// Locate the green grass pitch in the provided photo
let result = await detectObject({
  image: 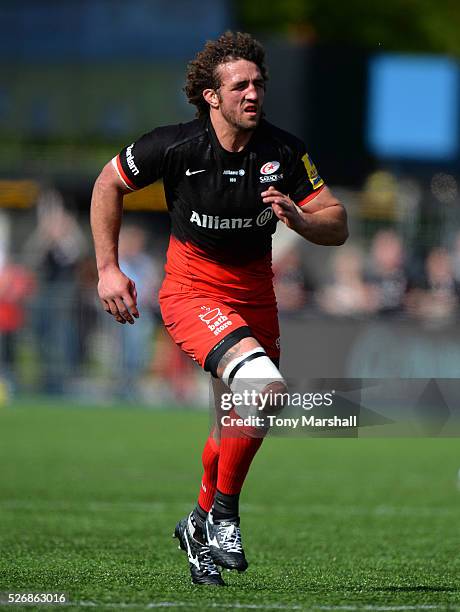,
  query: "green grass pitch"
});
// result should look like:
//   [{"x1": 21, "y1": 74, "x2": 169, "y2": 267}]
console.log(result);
[{"x1": 0, "y1": 401, "x2": 459, "y2": 611}]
